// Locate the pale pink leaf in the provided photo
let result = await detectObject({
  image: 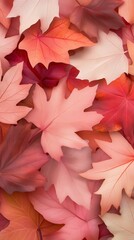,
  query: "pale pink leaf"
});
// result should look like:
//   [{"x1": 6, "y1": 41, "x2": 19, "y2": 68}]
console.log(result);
[
  {"x1": 29, "y1": 187, "x2": 101, "y2": 240},
  {"x1": 0, "y1": 62, "x2": 32, "y2": 124},
  {"x1": 0, "y1": 24, "x2": 19, "y2": 72},
  {"x1": 81, "y1": 132, "x2": 134, "y2": 214},
  {"x1": 70, "y1": 31, "x2": 128, "y2": 83},
  {"x1": 8, "y1": 0, "x2": 59, "y2": 33},
  {"x1": 26, "y1": 80, "x2": 102, "y2": 160},
  {"x1": 42, "y1": 147, "x2": 91, "y2": 209}
]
